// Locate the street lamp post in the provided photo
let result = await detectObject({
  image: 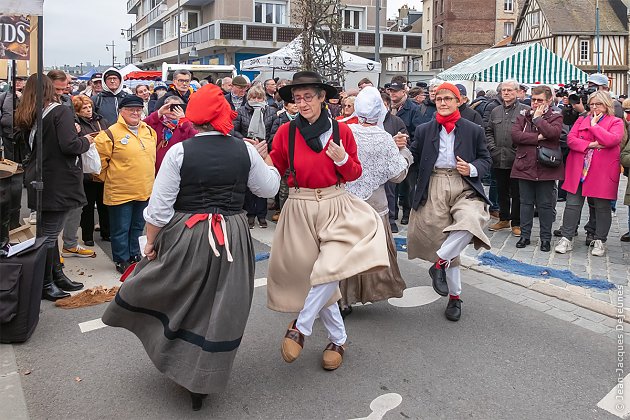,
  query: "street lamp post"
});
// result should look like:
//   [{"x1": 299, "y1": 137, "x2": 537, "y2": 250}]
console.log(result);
[
  {"x1": 121, "y1": 25, "x2": 134, "y2": 64},
  {"x1": 105, "y1": 41, "x2": 116, "y2": 67}
]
